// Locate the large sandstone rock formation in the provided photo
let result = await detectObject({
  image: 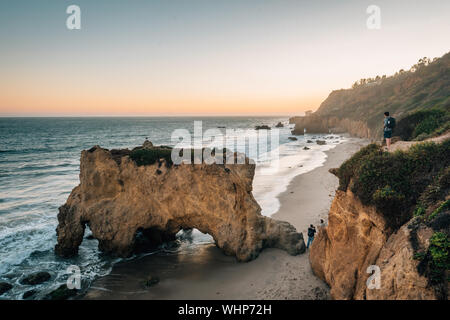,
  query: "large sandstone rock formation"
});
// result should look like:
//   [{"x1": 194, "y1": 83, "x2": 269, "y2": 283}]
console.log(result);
[
  {"x1": 55, "y1": 144, "x2": 305, "y2": 262},
  {"x1": 310, "y1": 189, "x2": 437, "y2": 300},
  {"x1": 365, "y1": 222, "x2": 436, "y2": 300}
]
